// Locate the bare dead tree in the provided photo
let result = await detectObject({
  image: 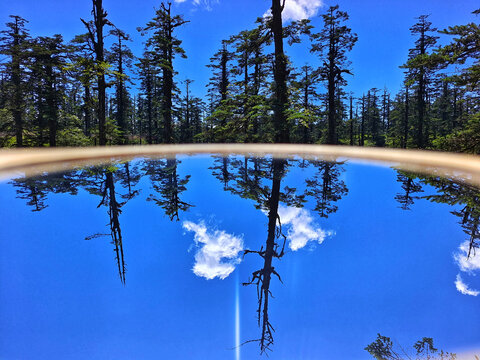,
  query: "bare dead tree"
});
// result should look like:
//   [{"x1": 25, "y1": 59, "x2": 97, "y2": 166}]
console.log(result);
[{"x1": 242, "y1": 159, "x2": 287, "y2": 354}]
